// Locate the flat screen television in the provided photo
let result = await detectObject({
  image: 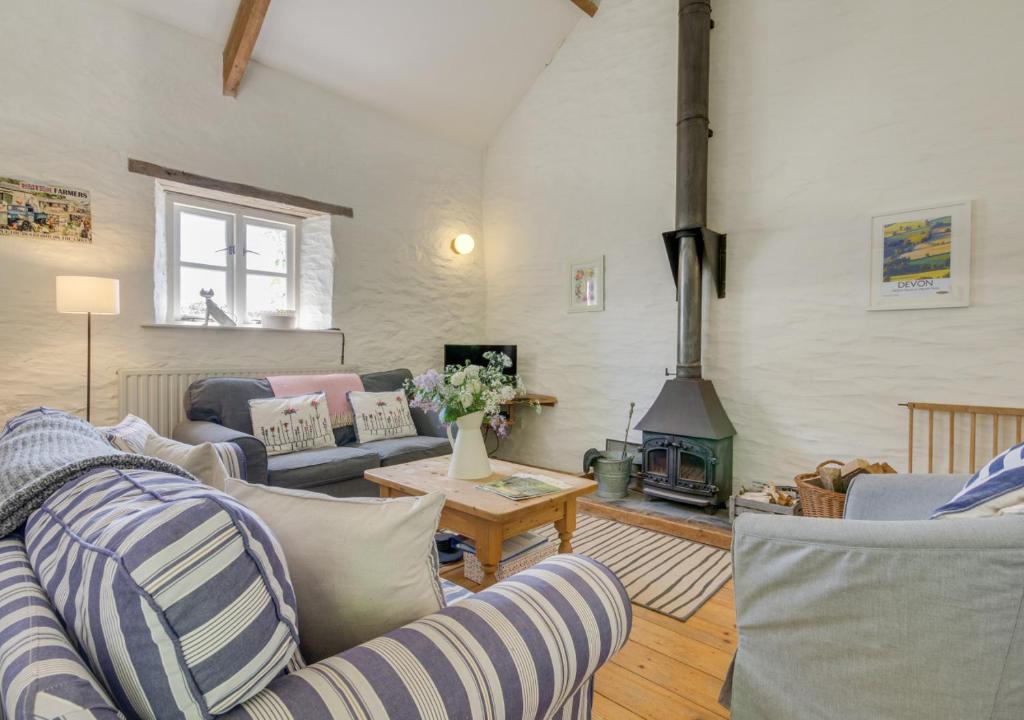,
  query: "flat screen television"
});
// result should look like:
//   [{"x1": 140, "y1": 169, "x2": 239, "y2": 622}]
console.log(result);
[{"x1": 444, "y1": 344, "x2": 517, "y2": 375}]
